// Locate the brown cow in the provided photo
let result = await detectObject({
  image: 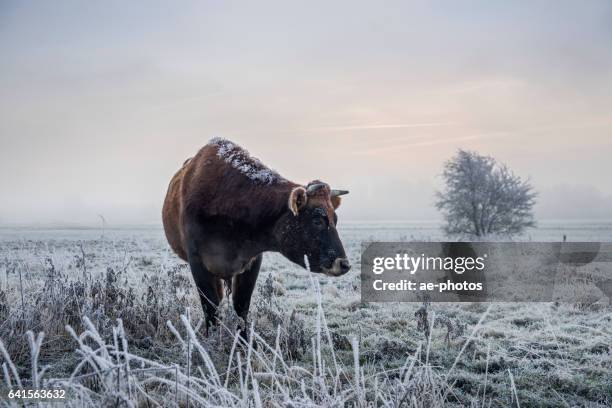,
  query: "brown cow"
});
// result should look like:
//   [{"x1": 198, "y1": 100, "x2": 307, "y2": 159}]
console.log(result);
[{"x1": 162, "y1": 138, "x2": 350, "y2": 337}]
